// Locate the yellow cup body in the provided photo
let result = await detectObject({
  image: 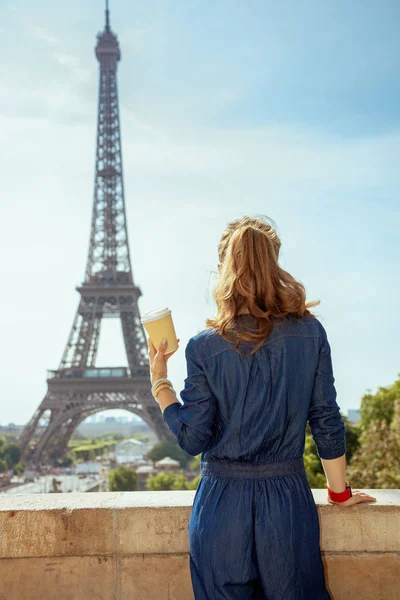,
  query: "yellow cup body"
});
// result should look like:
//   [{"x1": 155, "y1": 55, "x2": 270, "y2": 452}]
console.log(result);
[{"x1": 143, "y1": 313, "x2": 178, "y2": 355}]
